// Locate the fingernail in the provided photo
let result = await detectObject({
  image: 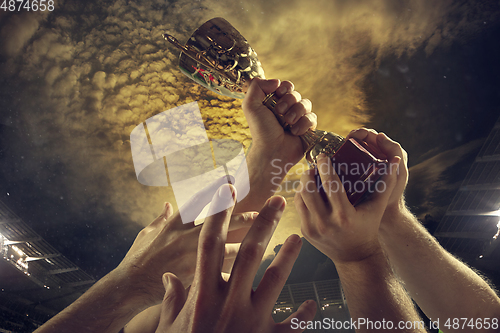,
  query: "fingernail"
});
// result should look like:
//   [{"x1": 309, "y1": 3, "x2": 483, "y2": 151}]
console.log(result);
[
  {"x1": 317, "y1": 153, "x2": 327, "y2": 160},
  {"x1": 291, "y1": 126, "x2": 299, "y2": 135},
  {"x1": 219, "y1": 184, "x2": 235, "y2": 200},
  {"x1": 162, "y1": 274, "x2": 170, "y2": 288},
  {"x1": 285, "y1": 111, "x2": 296, "y2": 124},
  {"x1": 287, "y1": 234, "x2": 301, "y2": 244},
  {"x1": 267, "y1": 196, "x2": 285, "y2": 210}
]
